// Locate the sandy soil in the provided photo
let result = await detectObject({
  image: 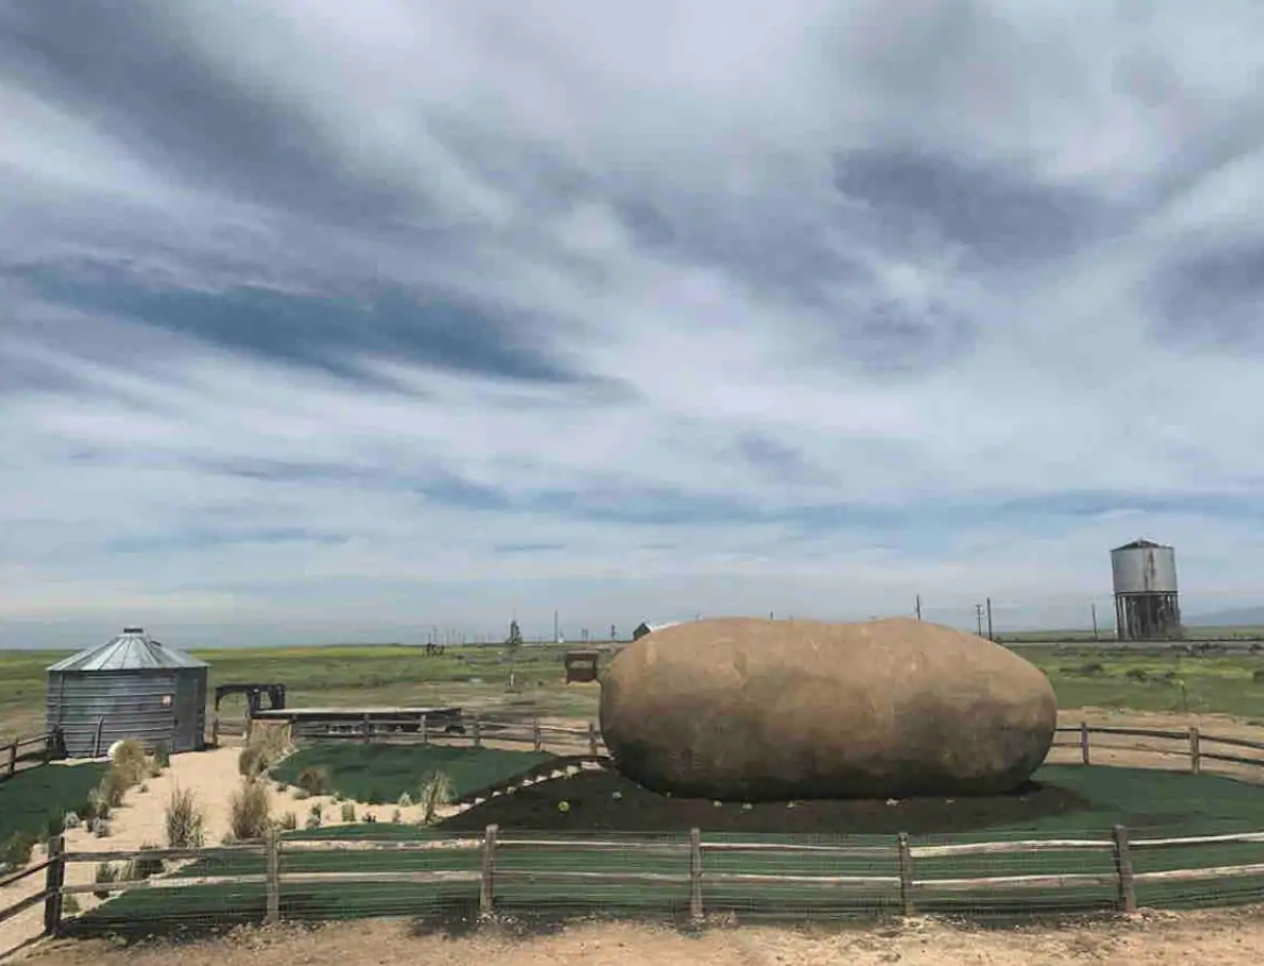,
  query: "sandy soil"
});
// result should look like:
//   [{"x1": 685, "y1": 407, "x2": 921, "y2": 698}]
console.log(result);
[
  {"x1": 3, "y1": 710, "x2": 1263, "y2": 962},
  {"x1": 14, "y1": 908, "x2": 1264, "y2": 966}
]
